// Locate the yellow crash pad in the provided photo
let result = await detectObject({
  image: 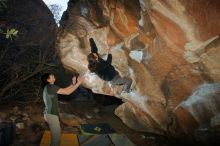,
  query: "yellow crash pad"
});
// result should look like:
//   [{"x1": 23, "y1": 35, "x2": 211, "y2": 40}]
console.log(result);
[{"x1": 40, "y1": 131, "x2": 79, "y2": 146}]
